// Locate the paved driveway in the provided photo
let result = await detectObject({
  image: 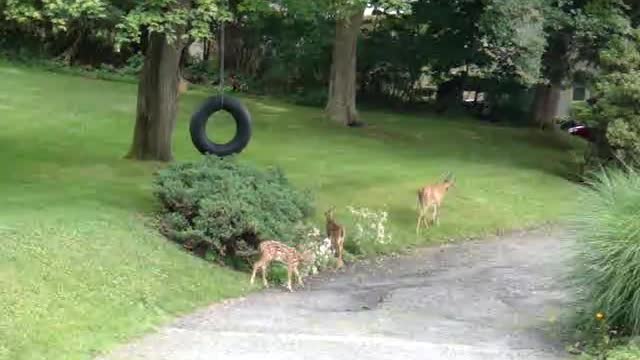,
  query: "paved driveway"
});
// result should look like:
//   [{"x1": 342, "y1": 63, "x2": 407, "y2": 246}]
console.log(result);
[{"x1": 102, "y1": 229, "x2": 572, "y2": 360}]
